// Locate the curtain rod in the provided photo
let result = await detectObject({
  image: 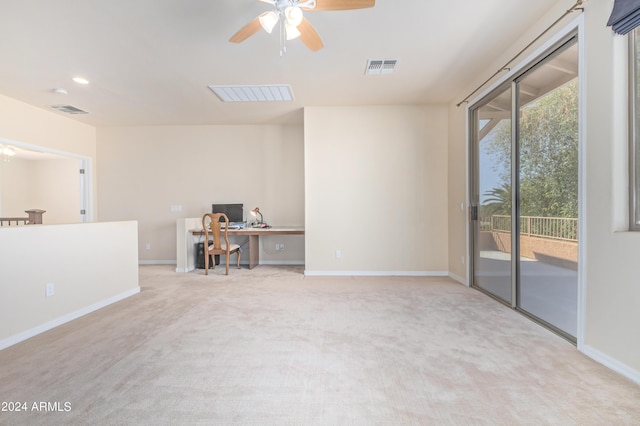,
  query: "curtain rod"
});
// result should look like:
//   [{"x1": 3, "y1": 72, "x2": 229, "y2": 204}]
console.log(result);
[{"x1": 455, "y1": 0, "x2": 584, "y2": 108}]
